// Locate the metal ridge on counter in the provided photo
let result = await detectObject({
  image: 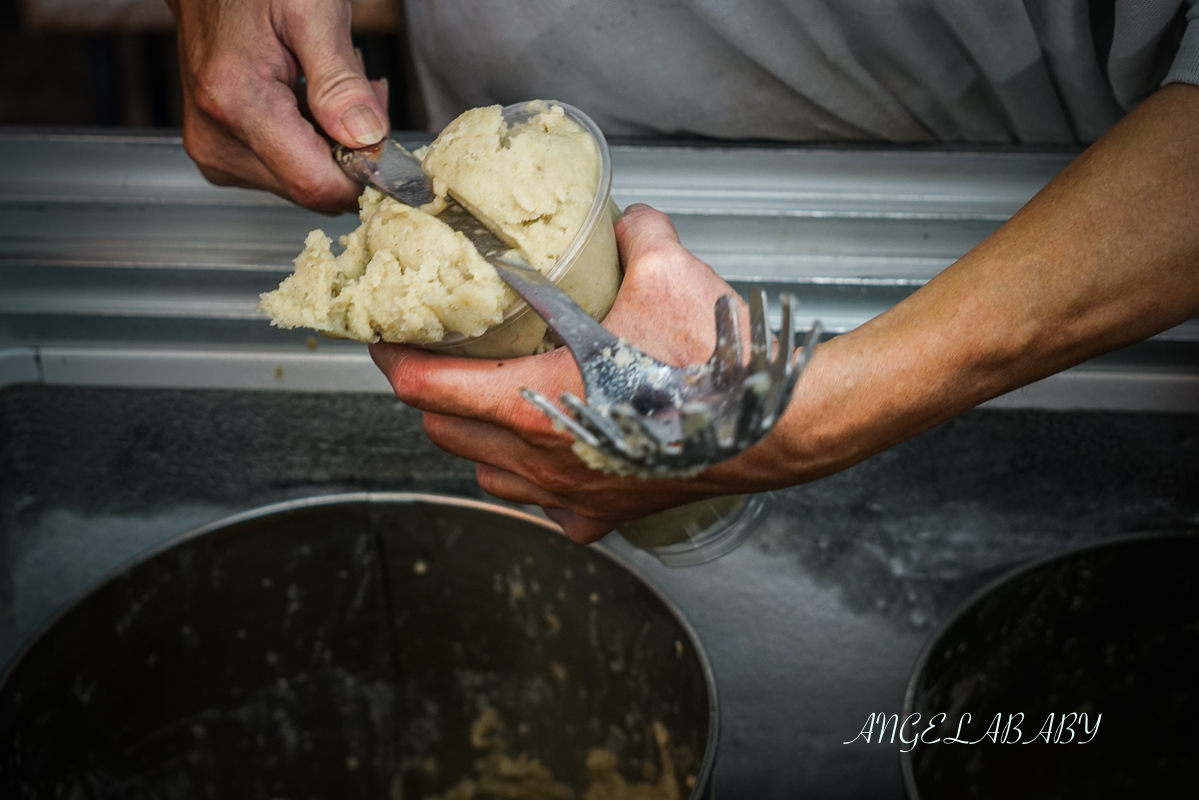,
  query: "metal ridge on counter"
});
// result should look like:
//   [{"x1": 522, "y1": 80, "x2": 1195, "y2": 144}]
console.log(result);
[{"x1": 1, "y1": 131, "x2": 1196, "y2": 411}]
